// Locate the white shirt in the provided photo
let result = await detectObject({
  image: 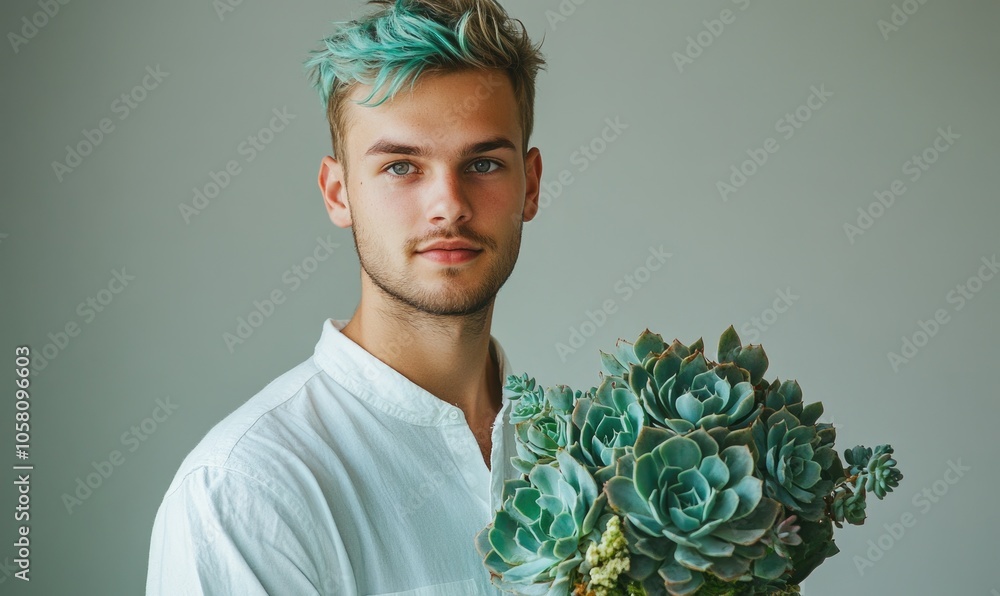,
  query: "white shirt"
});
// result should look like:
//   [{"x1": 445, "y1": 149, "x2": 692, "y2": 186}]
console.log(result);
[{"x1": 146, "y1": 318, "x2": 520, "y2": 595}]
